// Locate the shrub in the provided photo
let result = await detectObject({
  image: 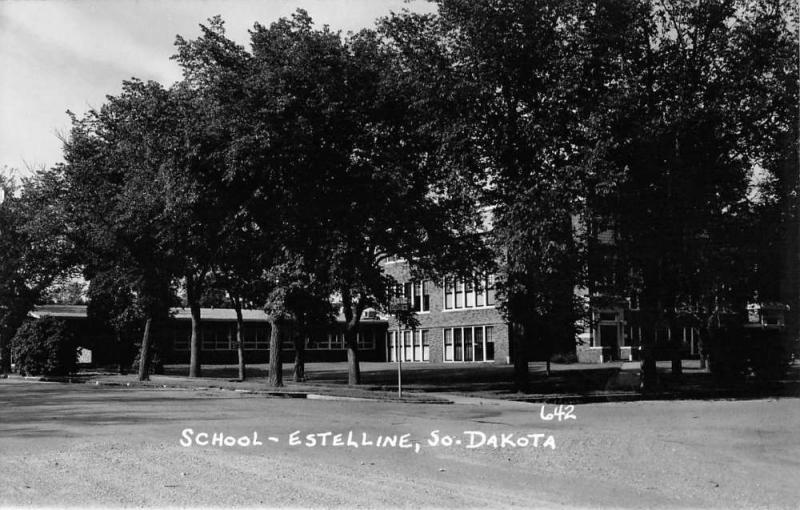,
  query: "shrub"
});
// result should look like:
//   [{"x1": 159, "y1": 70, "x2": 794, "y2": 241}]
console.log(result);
[{"x1": 11, "y1": 317, "x2": 78, "y2": 376}]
